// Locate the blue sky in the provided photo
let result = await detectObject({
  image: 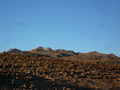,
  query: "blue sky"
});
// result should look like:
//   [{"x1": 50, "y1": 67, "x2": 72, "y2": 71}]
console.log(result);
[{"x1": 0, "y1": 0, "x2": 120, "y2": 56}]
